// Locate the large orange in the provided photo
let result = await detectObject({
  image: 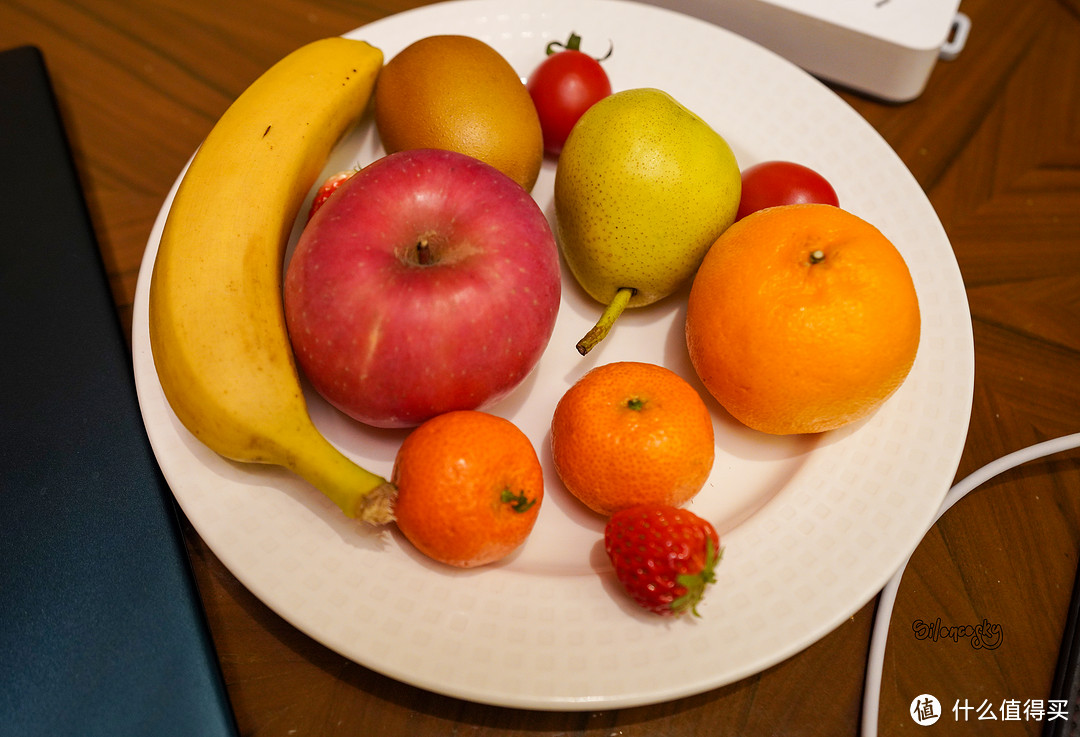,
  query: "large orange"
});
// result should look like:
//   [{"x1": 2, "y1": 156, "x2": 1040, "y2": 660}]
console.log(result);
[
  {"x1": 392, "y1": 410, "x2": 543, "y2": 568},
  {"x1": 550, "y1": 361, "x2": 715, "y2": 516},
  {"x1": 685, "y1": 203, "x2": 921, "y2": 435},
  {"x1": 374, "y1": 35, "x2": 544, "y2": 192}
]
